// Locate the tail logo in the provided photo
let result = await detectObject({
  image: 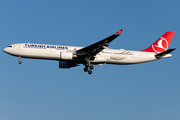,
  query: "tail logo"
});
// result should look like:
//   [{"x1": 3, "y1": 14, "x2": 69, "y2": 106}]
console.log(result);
[{"x1": 152, "y1": 37, "x2": 168, "y2": 53}]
